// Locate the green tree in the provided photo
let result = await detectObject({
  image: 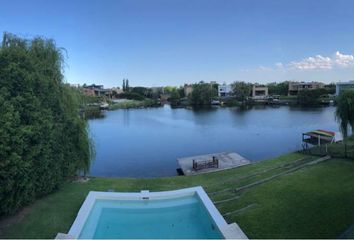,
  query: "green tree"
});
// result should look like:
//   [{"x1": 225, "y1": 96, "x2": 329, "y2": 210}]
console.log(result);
[
  {"x1": 324, "y1": 83, "x2": 336, "y2": 95},
  {"x1": 188, "y1": 82, "x2": 217, "y2": 105},
  {"x1": 170, "y1": 89, "x2": 181, "y2": 106},
  {"x1": 178, "y1": 87, "x2": 185, "y2": 98},
  {"x1": 232, "y1": 81, "x2": 252, "y2": 102},
  {"x1": 297, "y1": 88, "x2": 327, "y2": 106},
  {"x1": 131, "y1": 86, "x2": 146, "y2": 96},
  {"x1": 164, "y1": 86, "x2": 177, "y2": 94},
  {"x1": 267, "y1": 81, "x2": 289, "y2": 95},
  {"x1": 0, "y1": 33, "x2": 93, "y2": 216},
  {"x1": 335, "y1": 90, "x2": 354, "y2": 157},
  {"x1": 126, "y1": 79, "x2": 129, "y2": 91}
]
